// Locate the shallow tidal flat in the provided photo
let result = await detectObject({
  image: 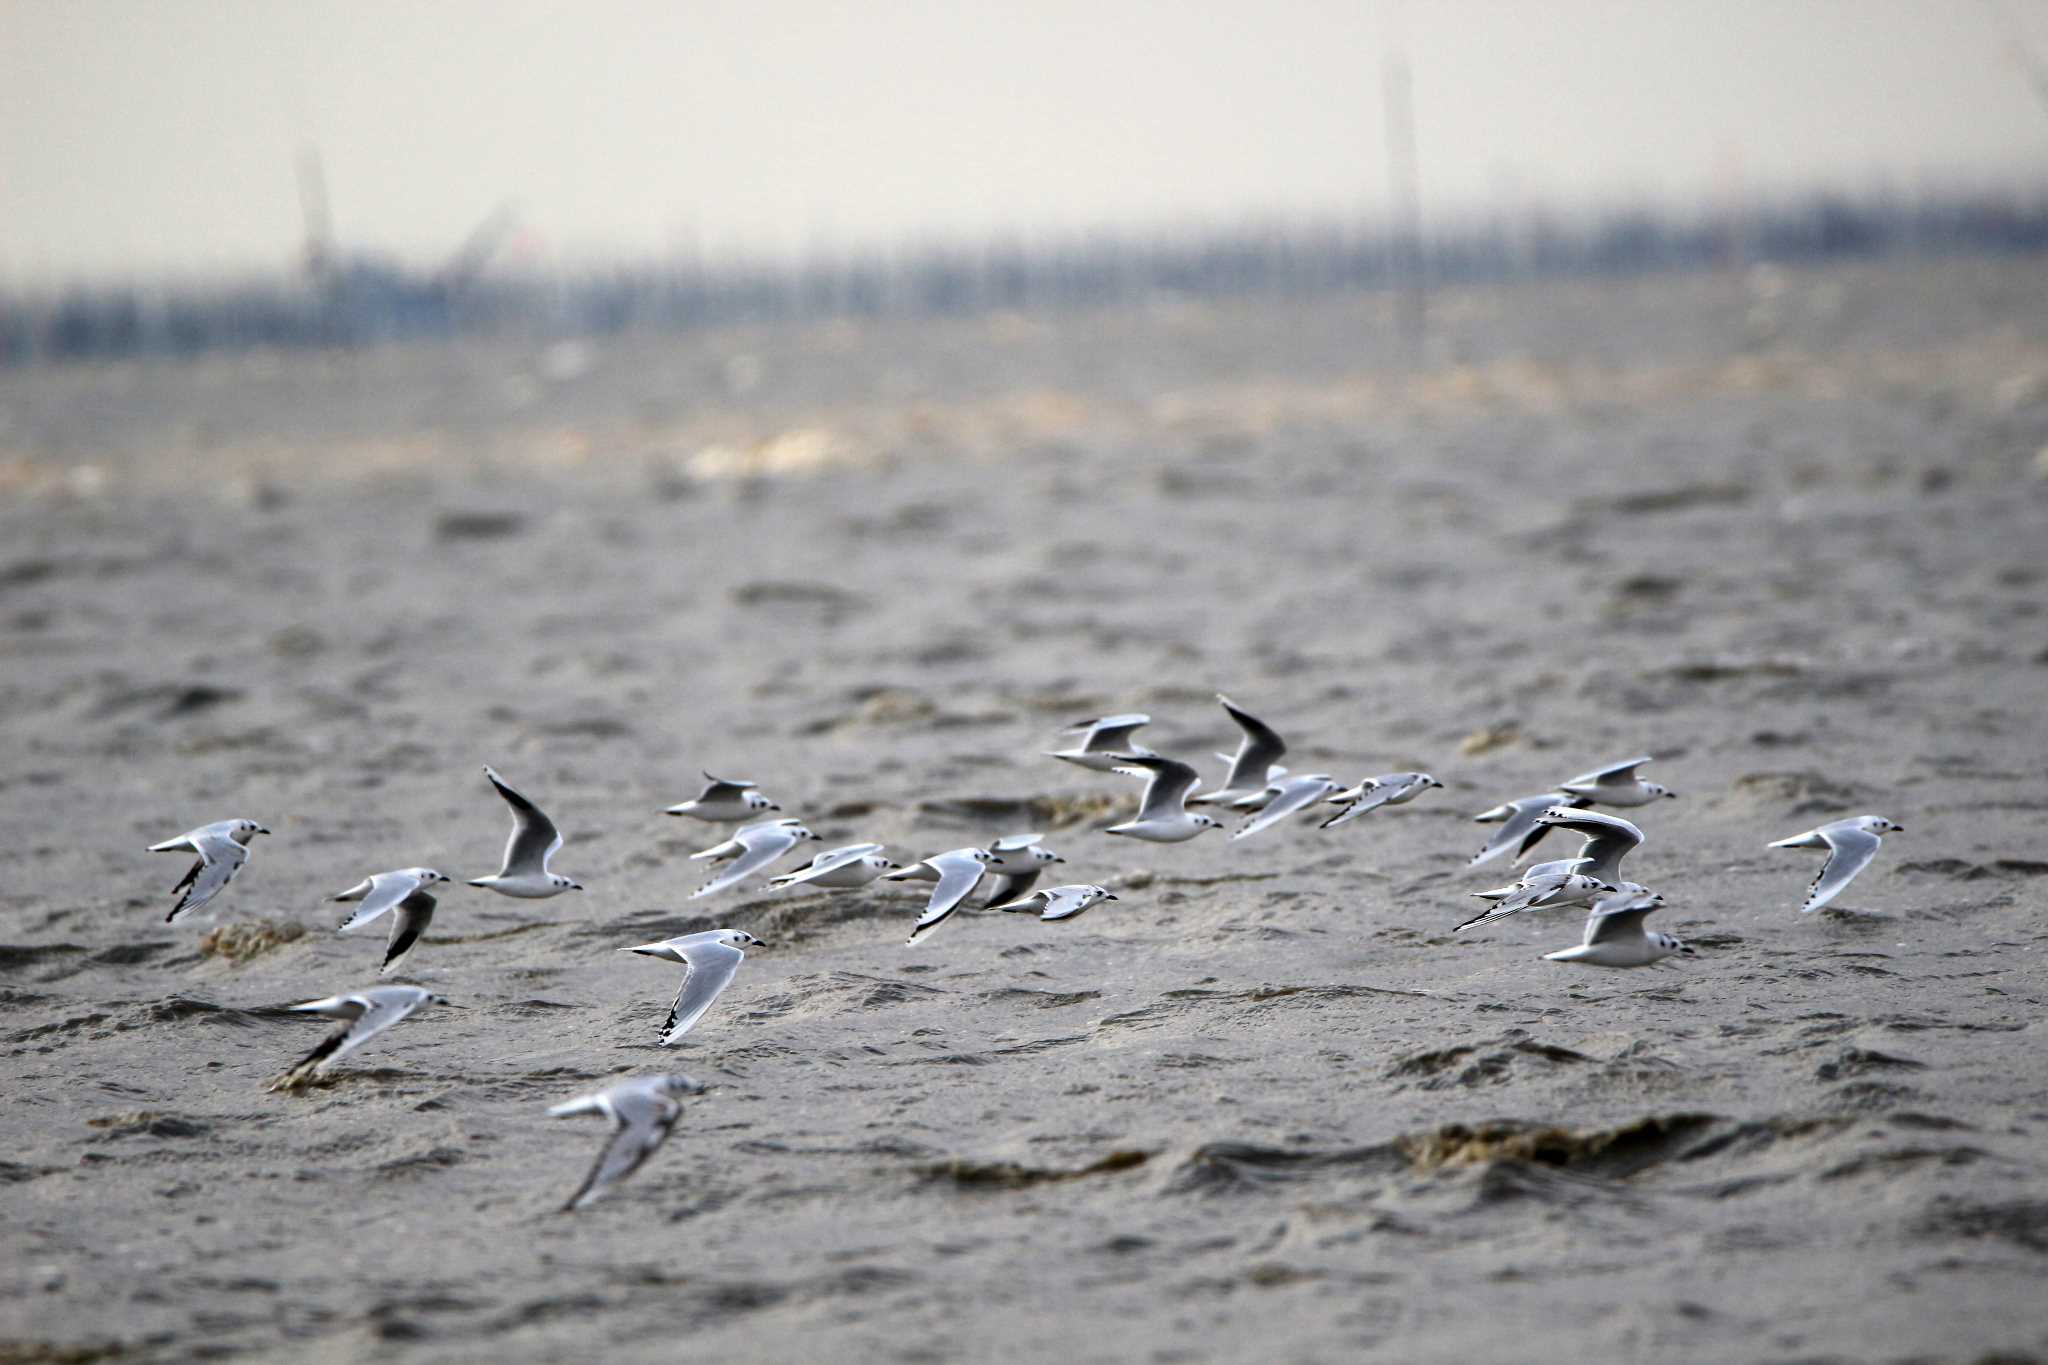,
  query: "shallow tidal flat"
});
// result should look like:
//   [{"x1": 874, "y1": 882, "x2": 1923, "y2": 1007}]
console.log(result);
[{"x1": 3, "y1": 256, "x2": 2048, "y2": 1362}]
